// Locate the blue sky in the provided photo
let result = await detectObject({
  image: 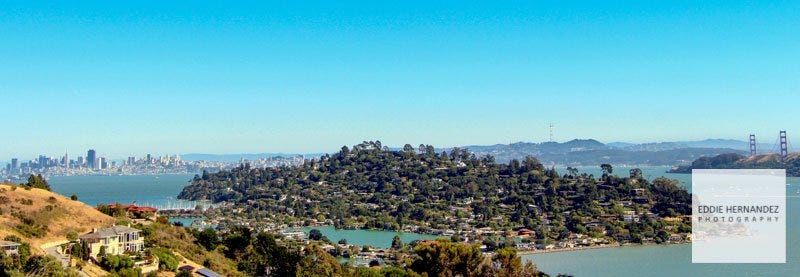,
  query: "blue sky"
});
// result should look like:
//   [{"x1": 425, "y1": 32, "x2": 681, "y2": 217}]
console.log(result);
[{"x1": 1, "y1": 1, "x2": 798, "y2": 160}]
